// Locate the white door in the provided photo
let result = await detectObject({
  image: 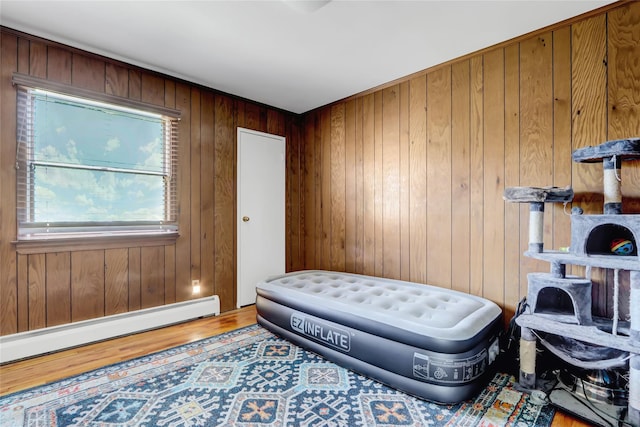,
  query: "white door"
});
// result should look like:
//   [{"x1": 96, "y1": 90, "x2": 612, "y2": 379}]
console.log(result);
[{"x1": 237, "y1": 128, "x2": 286, "y2": 307}]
